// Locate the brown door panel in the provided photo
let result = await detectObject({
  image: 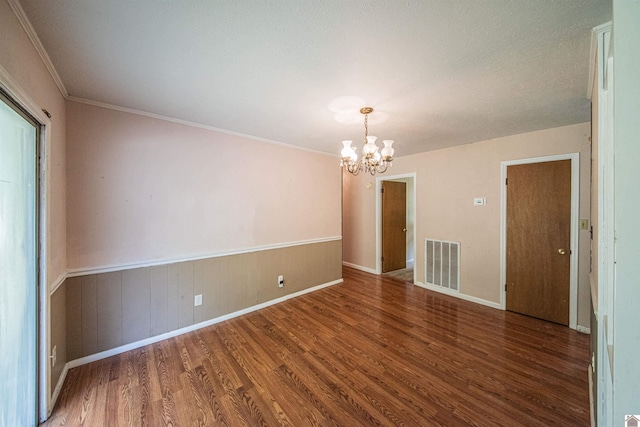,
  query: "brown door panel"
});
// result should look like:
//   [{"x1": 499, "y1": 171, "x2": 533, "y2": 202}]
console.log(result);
[
  {"x1": 506, "y1": 160, "x2": 571, "y2": 325},
  {"x1": 382, "y1": 181, "x2": 407, "y2": 273}
]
